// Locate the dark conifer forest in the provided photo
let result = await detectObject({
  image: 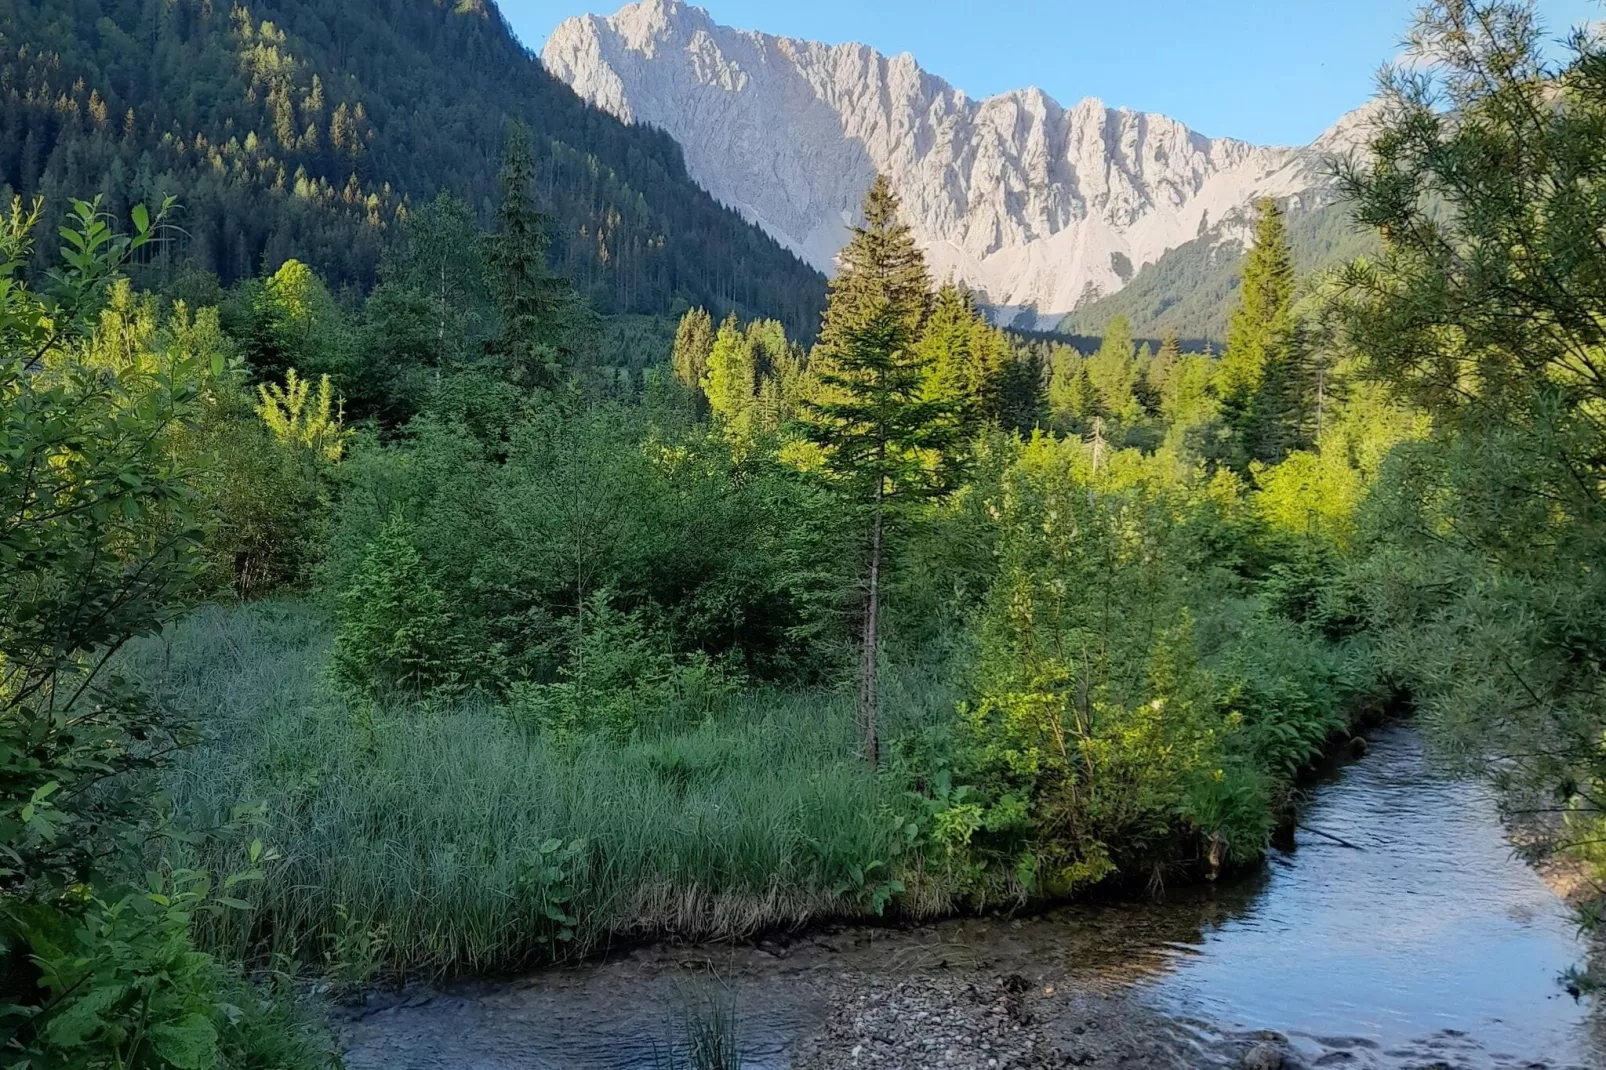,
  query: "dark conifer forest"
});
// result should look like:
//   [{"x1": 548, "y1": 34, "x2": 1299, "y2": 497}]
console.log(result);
[{"x1": 0, "y1": 0, "x2": 827, "y2": 334}]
